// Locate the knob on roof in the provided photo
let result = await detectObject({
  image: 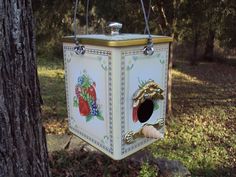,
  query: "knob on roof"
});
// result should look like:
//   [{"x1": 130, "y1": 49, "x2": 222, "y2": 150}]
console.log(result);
[{"x1": 107, "y1": 22, "x2": 122, "y2": 35}]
